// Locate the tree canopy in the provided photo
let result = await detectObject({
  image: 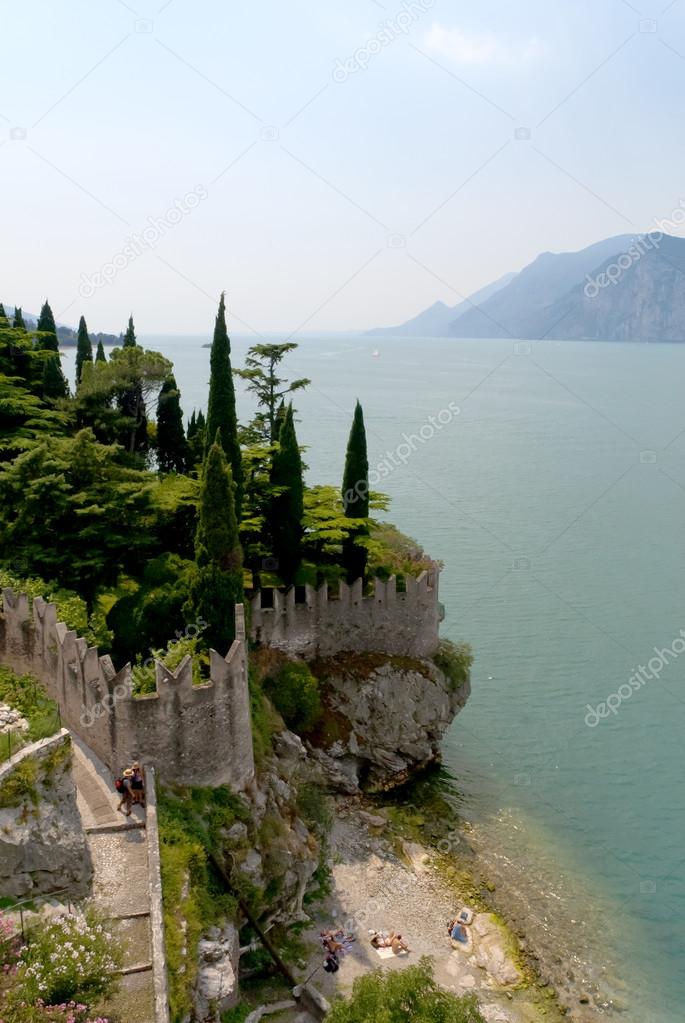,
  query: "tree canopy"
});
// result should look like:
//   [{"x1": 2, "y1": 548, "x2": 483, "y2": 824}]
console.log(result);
[
  {"x1": 236, "y1": 341, "x2": 310, "y2": 442},
  {"x1": 206, "y1": 292, "x2": 243, "y2": 517},
  {"x1": 326, "y1": 957, "x2": 485, "y2": 1023},
  {"x1": 187, "y1": 436, "x2": 244, "y2": 651}
]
